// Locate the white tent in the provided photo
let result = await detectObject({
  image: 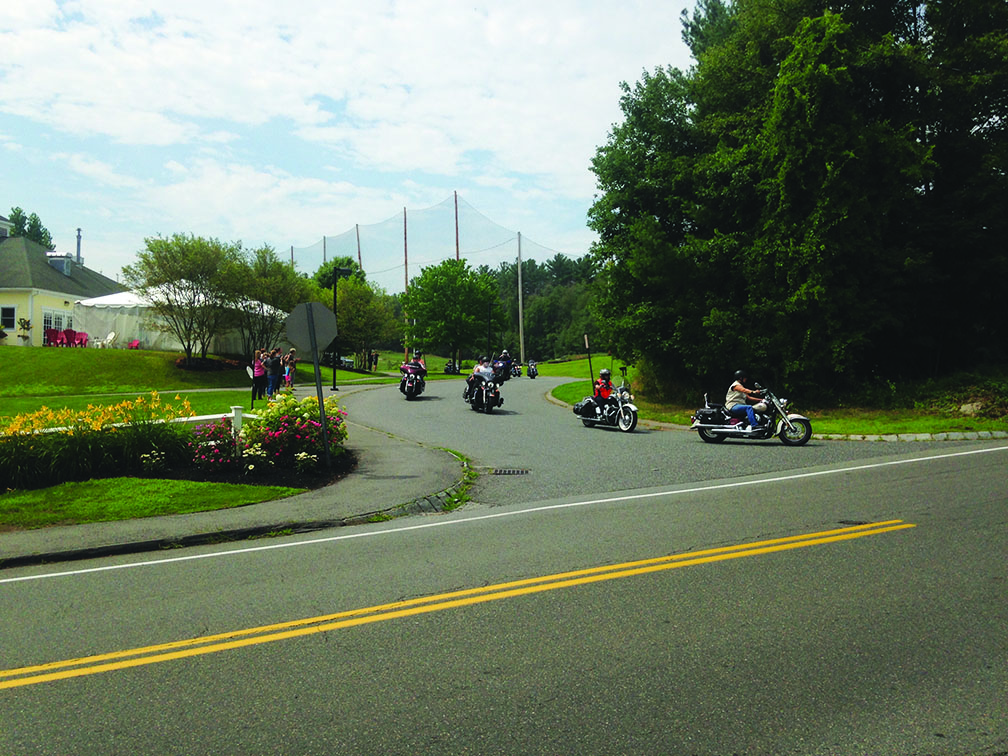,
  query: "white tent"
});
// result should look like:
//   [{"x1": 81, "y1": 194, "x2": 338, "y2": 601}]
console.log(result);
[{"x1": 74, "y1": 291, "x2": 245, "y2": 354}]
